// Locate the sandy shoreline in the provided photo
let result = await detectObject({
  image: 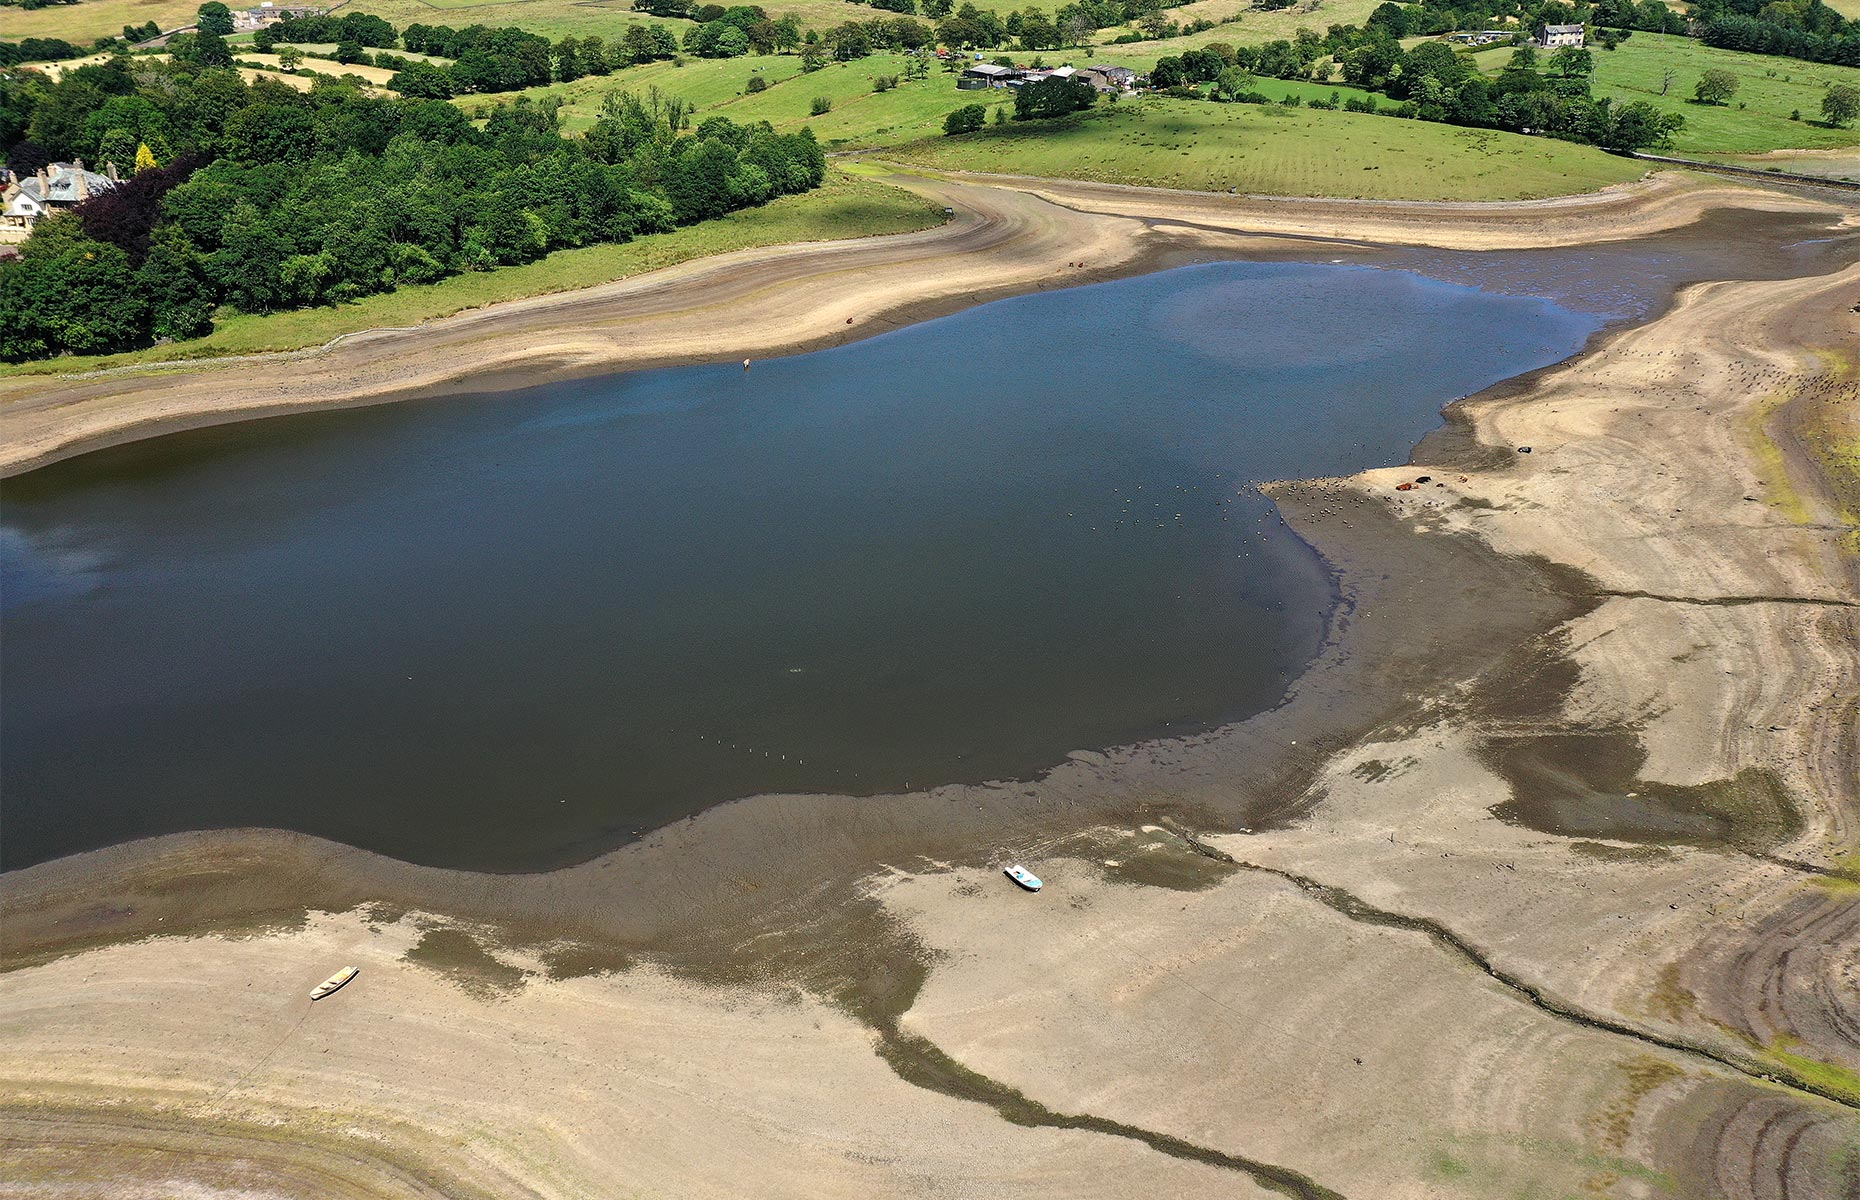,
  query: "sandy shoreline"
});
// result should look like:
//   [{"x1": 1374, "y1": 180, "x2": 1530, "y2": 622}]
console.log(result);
[
  {"x1": 0, "y1": 167, "x2": 1846, "y2": 479},
  {"x1": 2, "y1": 173, "x2": 1858, "y2": 1197}
]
